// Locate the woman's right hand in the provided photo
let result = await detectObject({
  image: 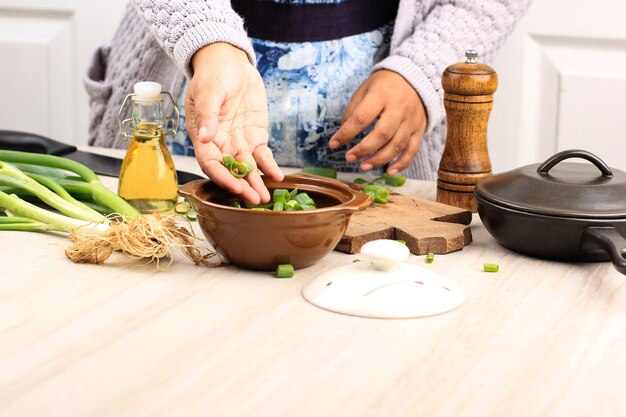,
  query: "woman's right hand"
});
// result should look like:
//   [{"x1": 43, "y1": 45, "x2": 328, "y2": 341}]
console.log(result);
[{"x1": 186, "y1": 42, "x2": 283, "y2": 205}]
